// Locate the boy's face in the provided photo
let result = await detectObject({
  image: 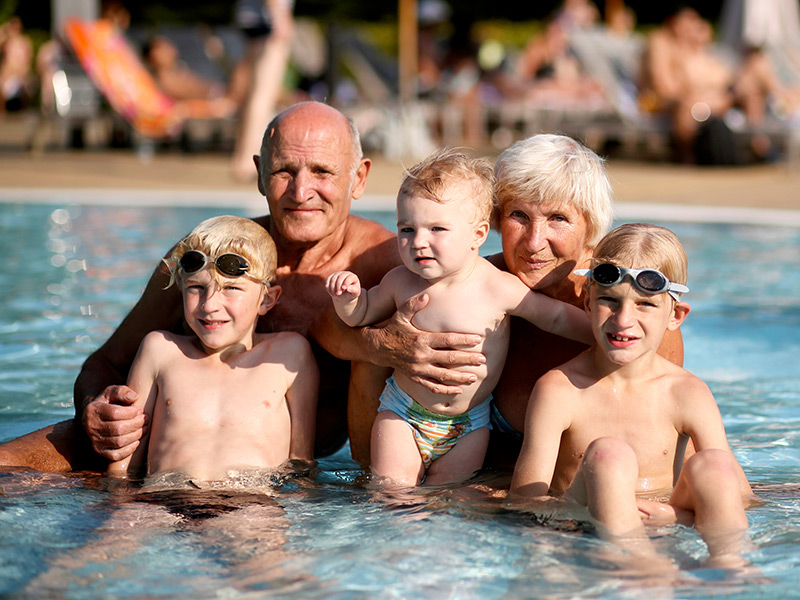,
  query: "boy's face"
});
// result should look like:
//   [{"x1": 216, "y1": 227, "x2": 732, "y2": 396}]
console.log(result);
[
  {"x1": 396, "y1": 183, "x2": 489, "y2": 282},
  {"x1": 585, "y1": 281, "x2": 689, "y2": 366},
  {"x1": 181, "y1": 268, "x2": 277, "y2": 354}
]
